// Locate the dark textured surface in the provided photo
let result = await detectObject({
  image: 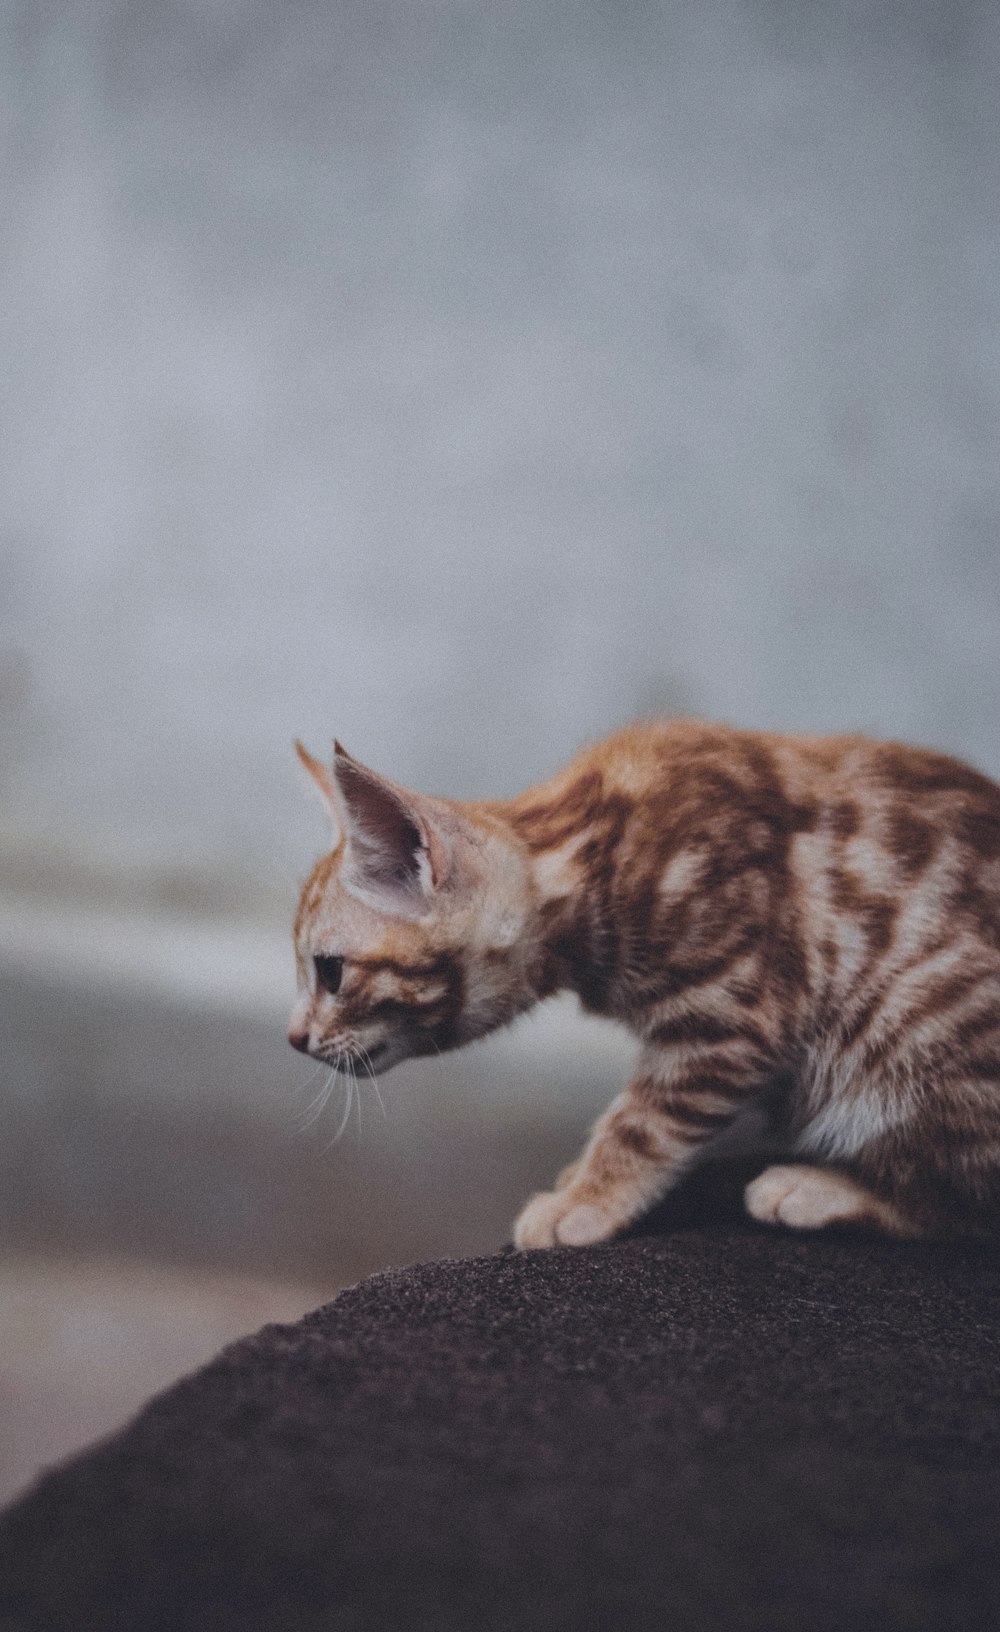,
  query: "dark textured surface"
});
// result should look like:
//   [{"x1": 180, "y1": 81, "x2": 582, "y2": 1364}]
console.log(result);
[{"x1": 1, "y1": 1171, "x2": 999, "y2": 1632}]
